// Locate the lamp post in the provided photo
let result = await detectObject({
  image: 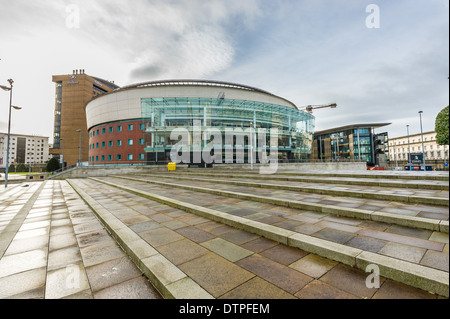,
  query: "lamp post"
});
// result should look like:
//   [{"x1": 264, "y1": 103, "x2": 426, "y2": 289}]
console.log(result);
[
  {"x1": 1, "y1": 79, "x2": 22, "y2": 188},
  {"x1": 154, "y1": 128, "x2": 158, "y2": 165},
  {"x1": 406, "y1": 125, "x2": 411, "y2": 165},
  {"x1": 249, "y1": 121, "x2": 254, "y2": 170},
  {"x1": 418, "y1": 111, "x2": 426, "y2": 170},
  {"x1": 60, "y1": 138, "x2": 65, "y2": 171},
  {"x1": 75, "y1": 129, "x2": 82, "y2": 166}
]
